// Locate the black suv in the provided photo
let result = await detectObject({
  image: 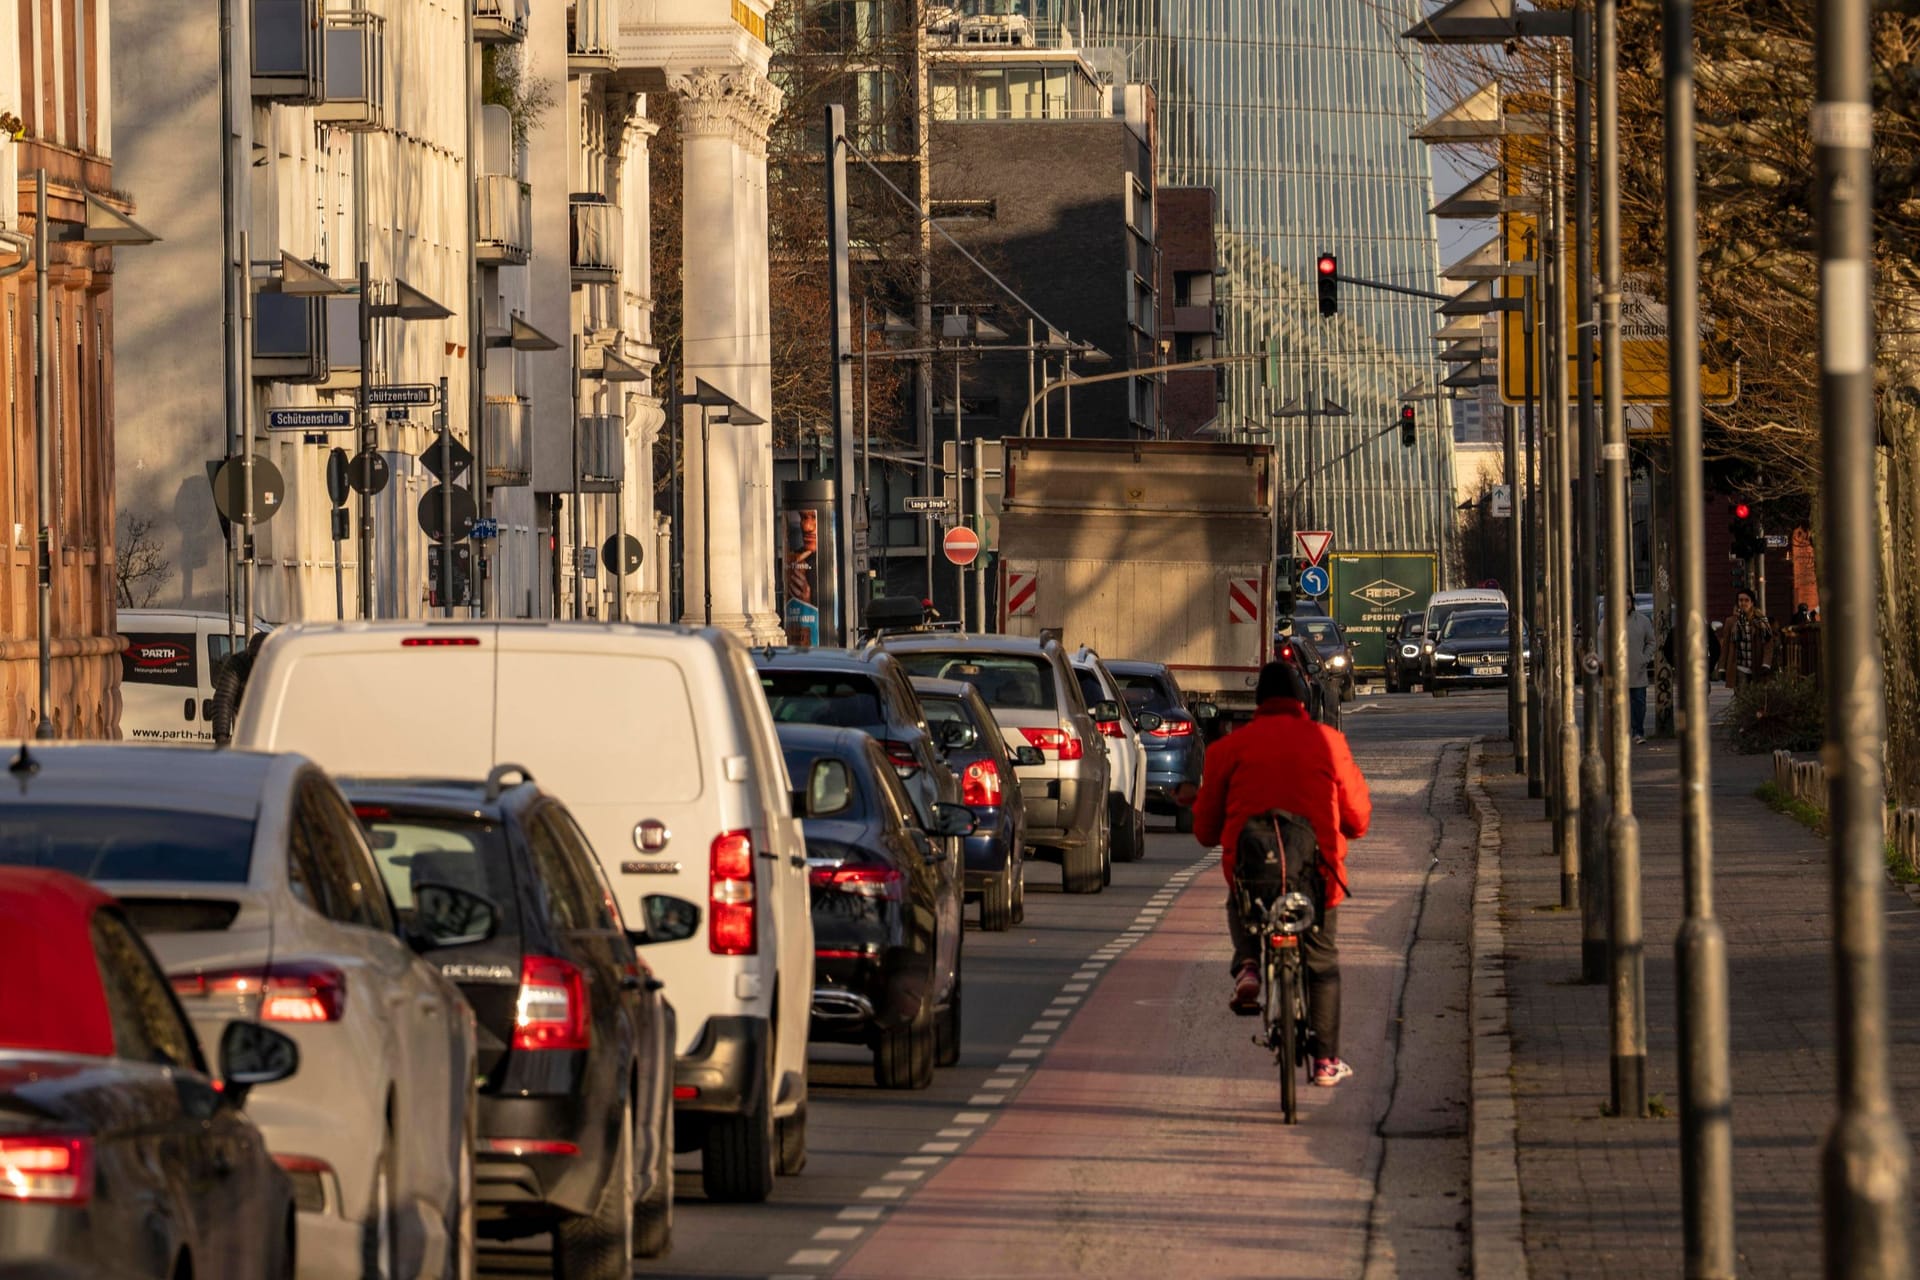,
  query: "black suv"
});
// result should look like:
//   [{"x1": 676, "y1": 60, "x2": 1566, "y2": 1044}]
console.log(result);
[
  {"x1": 344, "y1": 767, "x2": 678, "y2": 1270},
  {"x1": 753, "y1": 648, "x2": 963, "y2": 836},
  {"x1": 1384, "y1": 611, "x2": 1426, "y2": 693}
]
